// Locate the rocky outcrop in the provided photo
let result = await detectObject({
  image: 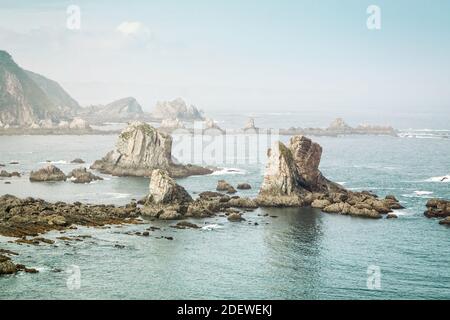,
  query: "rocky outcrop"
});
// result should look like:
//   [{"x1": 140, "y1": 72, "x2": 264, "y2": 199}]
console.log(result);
[
  {"x1": 256, "y1": 135, "x2": 404, "y2": 218},
  {"x1": 280, "y1": 118, "x2": 397, "y2": 137},
  {"x1": 216, "y1": 180, "x2": 237, "y2": 194},
  {"x1": 29, "y1": 165, "x2": 67, "y2": 182},
  {"x1": 0, "y1": 195, "x2": 140, "y2": 238},
  {"x1": 91, "y1": 121, "x2": 212, "y2": 178},
  {"x1": 67, "y1": 167, "x2": 103, "y2": 184},
  {"x1": 424, "y1": 199, "x2": 450, "y2": 218},
  {"x1": 147, "y1": 169, "x2": 193, "y2": 204},
  {"x1": 243, "y1": 118, "x2": 258, "y2": 131},
  {"x1": 151, "y1": 98, "x2": 204, "y2": 121},
  {"x1": 0, "y1": 170, "x2": 20, "y2": 178}
]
